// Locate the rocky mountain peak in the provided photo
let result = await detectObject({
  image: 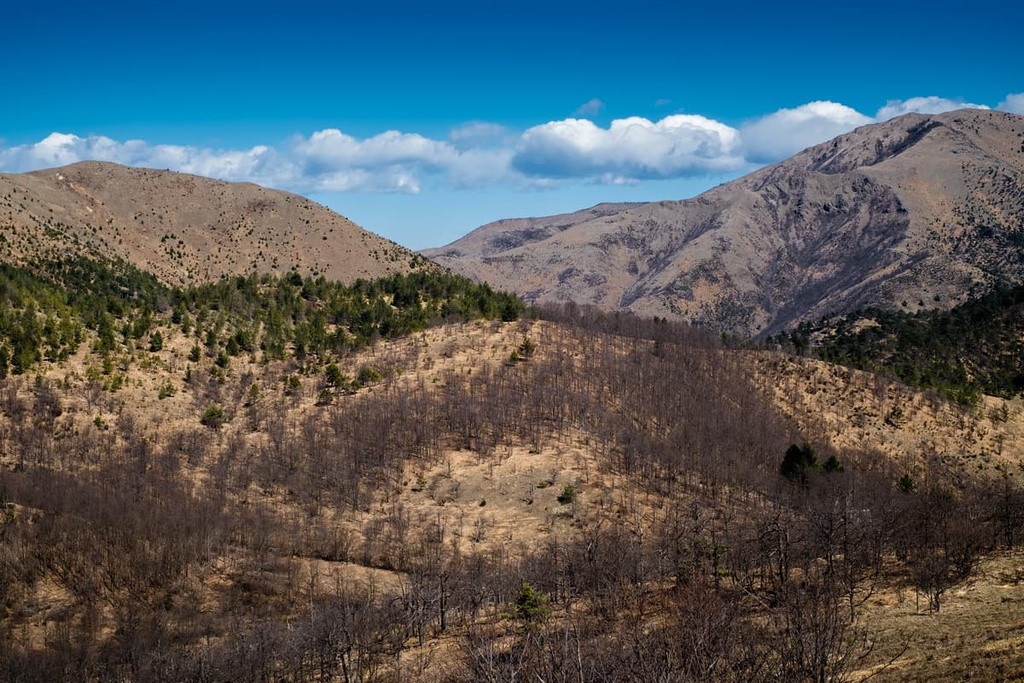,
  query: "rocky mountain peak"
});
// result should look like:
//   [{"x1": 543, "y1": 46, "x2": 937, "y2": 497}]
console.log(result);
[{"x1": 424, "y1": 109, "x2": 1024, "y2": 336}]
